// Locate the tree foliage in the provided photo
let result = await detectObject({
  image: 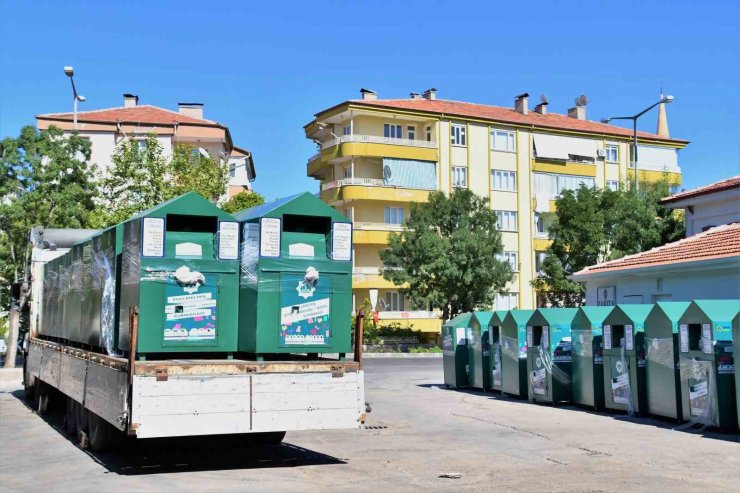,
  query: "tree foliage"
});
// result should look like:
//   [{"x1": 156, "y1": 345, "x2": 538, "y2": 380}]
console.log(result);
[
  {"x1": 170, "y1": 145, "x2": 229, "y2": 202},
  {"x1": 222, "y1": 191, "x2": 265, "y2": 214},
  {"x1": 380, "y1": 189, "x2": 514, "y2": 320},
  {"x1": 532, "y1": 181, "x2": 684, "y2": 307}
]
